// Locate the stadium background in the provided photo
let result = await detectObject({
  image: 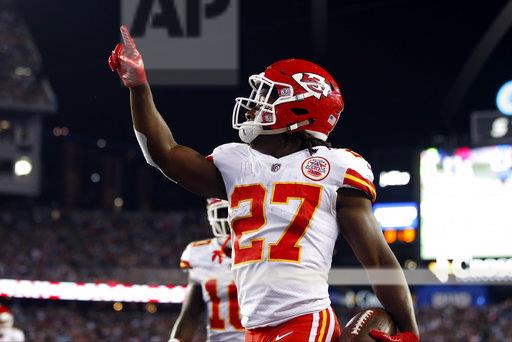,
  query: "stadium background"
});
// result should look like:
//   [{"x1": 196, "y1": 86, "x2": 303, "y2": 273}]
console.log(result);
[{"x1": 1, "y1": 0, "x2": 512, "y2": 340}]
